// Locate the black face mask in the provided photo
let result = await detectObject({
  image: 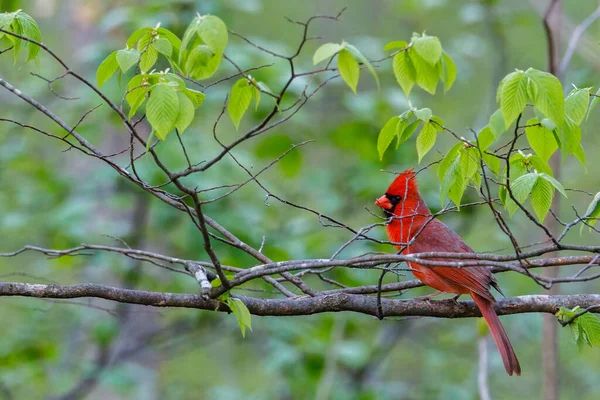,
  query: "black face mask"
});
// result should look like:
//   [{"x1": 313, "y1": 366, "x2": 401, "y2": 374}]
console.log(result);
[{"x1": 383, "y1": 193, "x2": 402, "y2": 218}]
